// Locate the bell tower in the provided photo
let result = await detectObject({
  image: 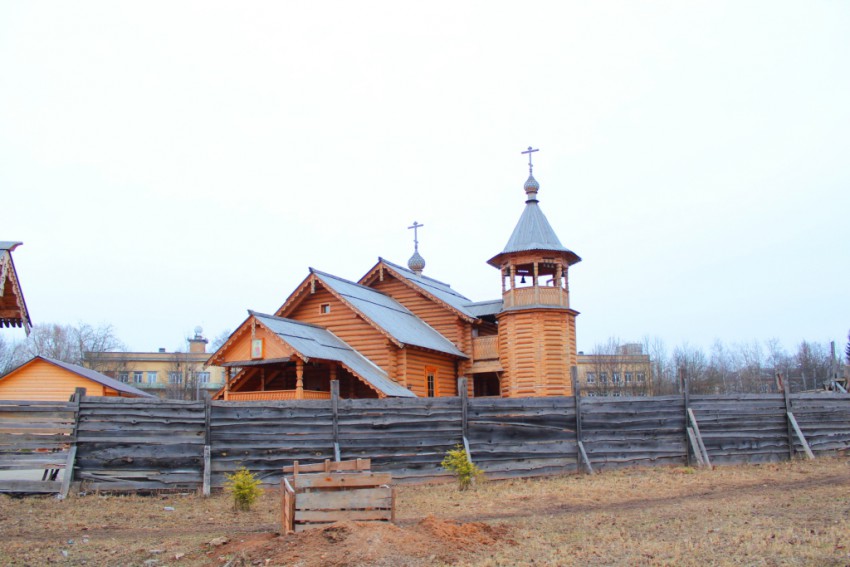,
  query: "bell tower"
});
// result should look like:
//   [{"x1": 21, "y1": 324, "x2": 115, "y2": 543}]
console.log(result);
[{"x1": 488, "y1": 148, "x2": 581, "y2": 397}]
